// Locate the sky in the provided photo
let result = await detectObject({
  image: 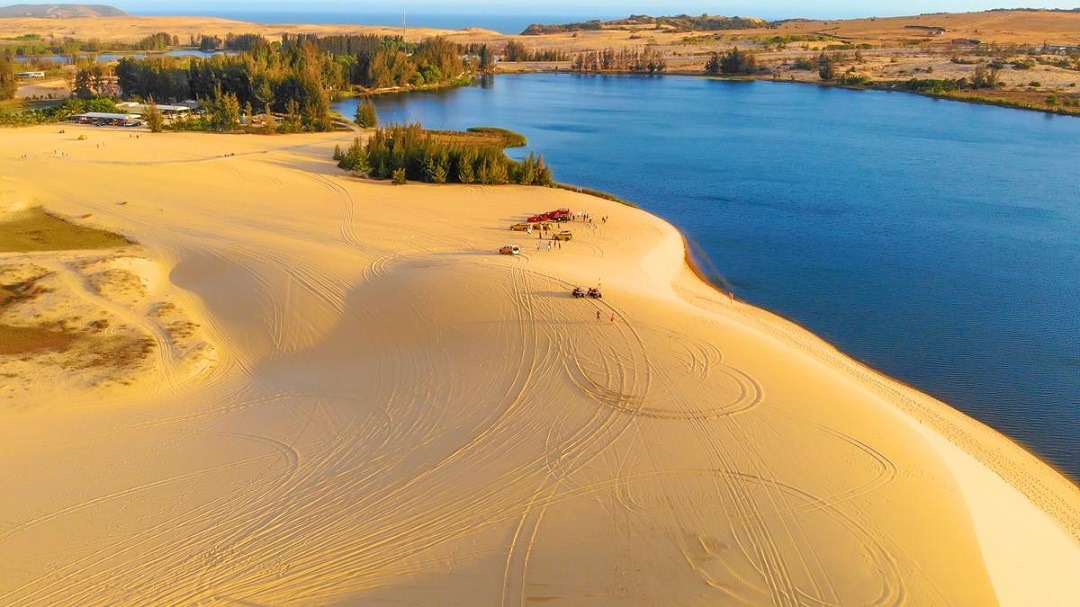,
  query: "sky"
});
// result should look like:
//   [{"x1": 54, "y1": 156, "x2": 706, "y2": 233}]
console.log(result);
[{"x1": 106, "y1": 1, "x2": 1080, "y2": 20}]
